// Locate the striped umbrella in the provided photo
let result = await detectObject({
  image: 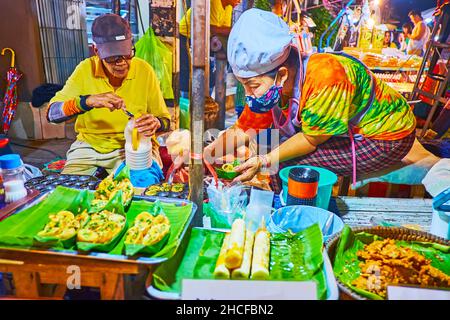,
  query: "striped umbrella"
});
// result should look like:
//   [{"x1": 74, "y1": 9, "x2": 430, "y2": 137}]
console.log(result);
[{"x1": 1, "y1": 48, "x2": 22, "y2": 134}]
